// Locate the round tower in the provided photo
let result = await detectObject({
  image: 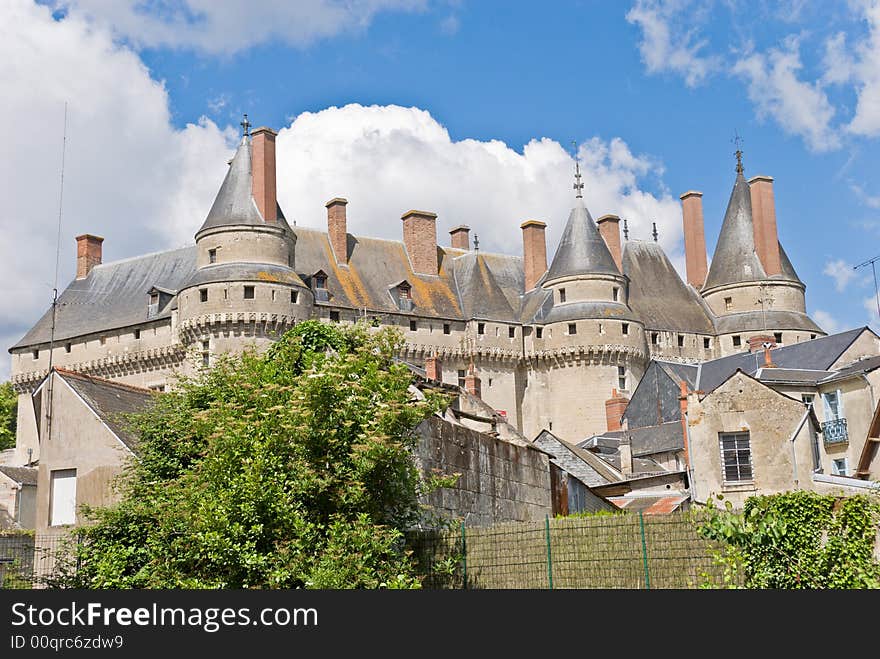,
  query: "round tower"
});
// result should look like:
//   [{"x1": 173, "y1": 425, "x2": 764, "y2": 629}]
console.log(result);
[{"x1": 177, "y1": 117, "x2": 313, "y2": 367}]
